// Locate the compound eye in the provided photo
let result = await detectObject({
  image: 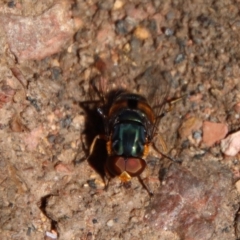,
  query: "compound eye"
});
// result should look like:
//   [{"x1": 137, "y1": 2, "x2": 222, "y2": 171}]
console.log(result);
[
  {"x1": 106, "y1": 156, "x2": 146, "y2": 177},
  {"x1": 127, "y1": 157, "x2": 146, "y2": 176},
  {"x1": 106, "y1": 156, "x2": 124, "y2": 177}
]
